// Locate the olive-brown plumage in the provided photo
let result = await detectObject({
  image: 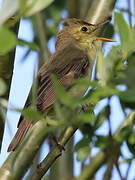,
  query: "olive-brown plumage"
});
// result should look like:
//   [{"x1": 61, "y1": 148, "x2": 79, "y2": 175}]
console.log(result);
[{"x1": 7, "y1": 18, "x2": 114, "y2": 152}]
